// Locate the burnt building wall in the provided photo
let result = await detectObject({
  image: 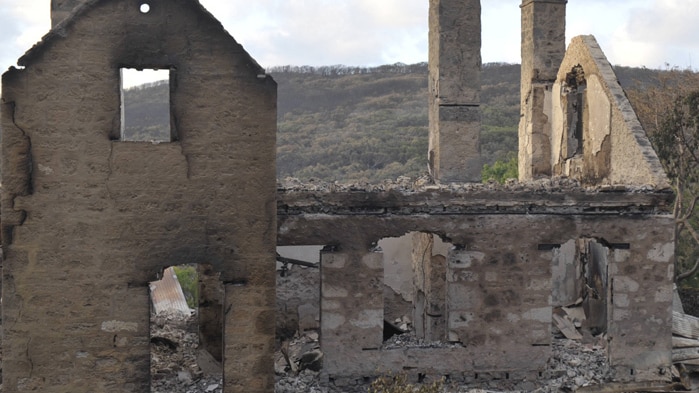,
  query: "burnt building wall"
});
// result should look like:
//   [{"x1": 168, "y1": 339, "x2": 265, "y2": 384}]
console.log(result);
[
  {"x1": 277, "y1": 188, "x2": 675, "y2": 384},
  {"x1": 1, "y1": 1, "x2": 276, "y2": 392}
]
